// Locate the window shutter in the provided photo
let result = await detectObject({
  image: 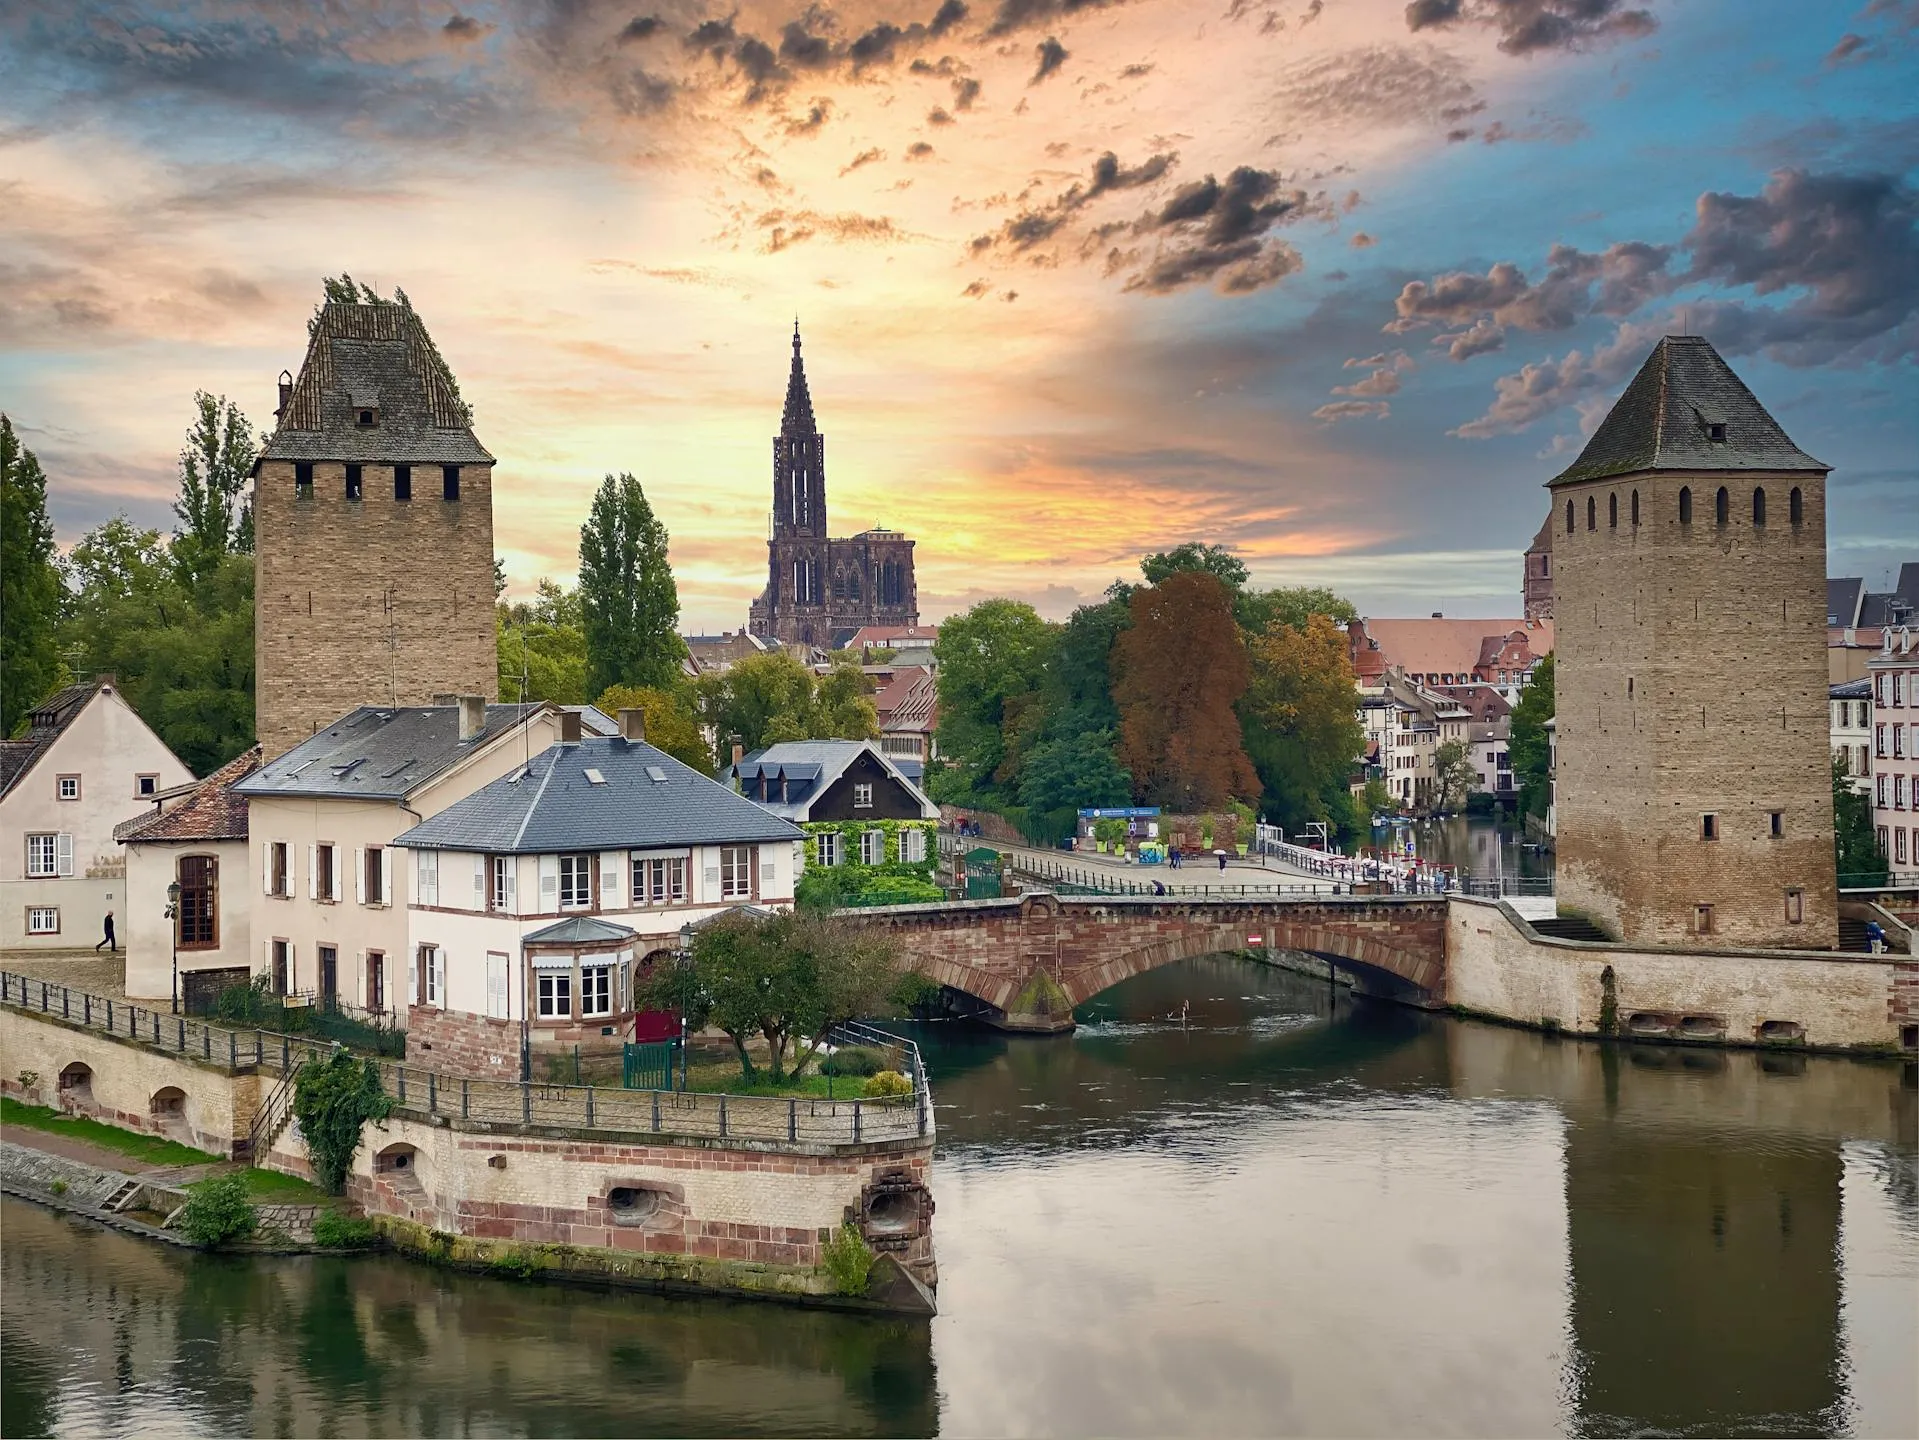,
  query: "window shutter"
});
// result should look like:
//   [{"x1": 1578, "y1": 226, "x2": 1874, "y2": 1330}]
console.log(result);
[
  {"x1": 408, "y1": 947, "x2": 419, "y2": 1005},
  {"x1": 263, "y1": 843, "x2": 273, "y2": 894},
  {"x1": 503, "y1": 861, "x2": 516, "y2": 911},
  {"x1": 600, "y1": 852, "x2": 622, "y2": 905},
  {"x1": 487, "y1": 953, "x2": 508, "y2": 1019},
  {"x1": 540, "y1": 854, "x2": 558, "y2": 904},
  {"x1": 308, "y1": 845, "x2": 318, "y2": 898},
  {"x1": 55, "y1": 833, "x2": 73, "y2": 877},
  {"x1": 473, "y1": 854, "x2": 485, "y2": 909},
  {"x1": 355, "y1": 849, "x2": 366, "y2": 905},
  {"x1": 381, "y1": 847, "x2": 393, "y2": 907}
]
